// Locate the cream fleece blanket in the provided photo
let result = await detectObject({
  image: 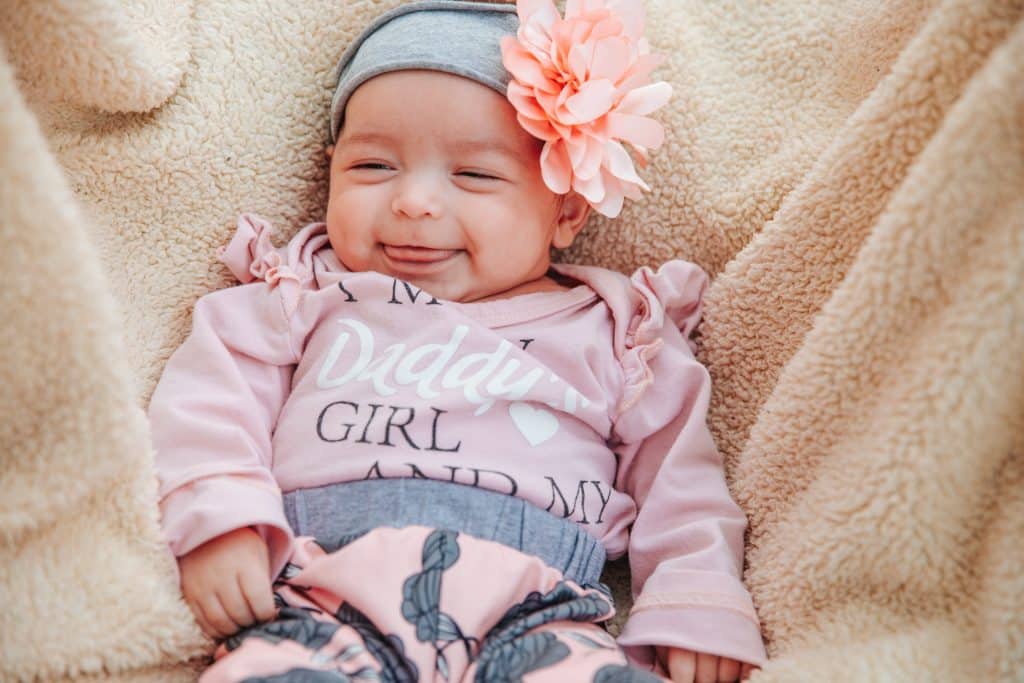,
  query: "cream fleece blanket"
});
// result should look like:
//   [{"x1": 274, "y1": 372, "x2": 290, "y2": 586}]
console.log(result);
[{"x1": 1, "y1": 0, "x2": 1020, "y2": 680}]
